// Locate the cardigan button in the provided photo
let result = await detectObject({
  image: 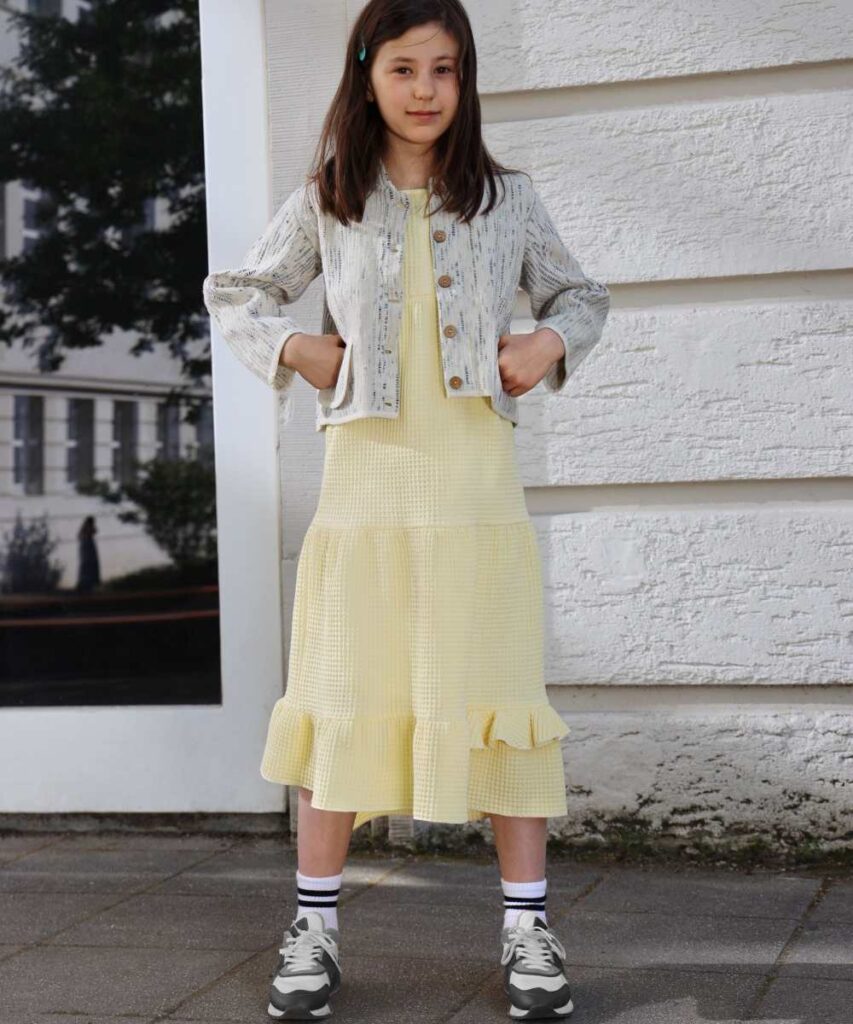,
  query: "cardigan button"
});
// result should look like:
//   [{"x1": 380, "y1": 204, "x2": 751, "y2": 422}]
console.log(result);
[
  {"x1": 449, "y1": 375, "x2": 463, "y2": 389},
  {"x1": 443, "y1": 324, "x2": 457, "y2": 338},
  {"x1": 433, "y1": 229, "x2": 446, "y2": 242},
  {"x1": 438, "y1": 274, "x2": 452, "y2": 287}
]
